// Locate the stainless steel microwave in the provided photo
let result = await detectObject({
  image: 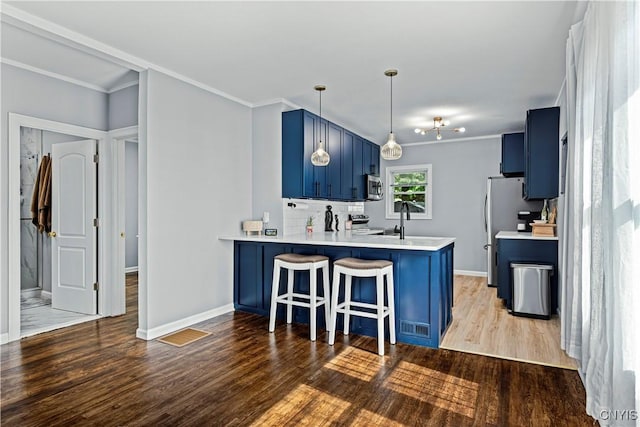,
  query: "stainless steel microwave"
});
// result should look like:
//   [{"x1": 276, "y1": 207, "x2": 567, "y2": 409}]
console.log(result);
[{"x1": 366, "y1": 174, "x2": 383, "y2": 200}]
